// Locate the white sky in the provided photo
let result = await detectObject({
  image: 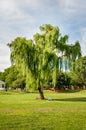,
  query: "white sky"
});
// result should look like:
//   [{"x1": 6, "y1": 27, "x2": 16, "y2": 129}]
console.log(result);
[{"x1": 0, "y1": 0, "x2": 86, "y2": 72}]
